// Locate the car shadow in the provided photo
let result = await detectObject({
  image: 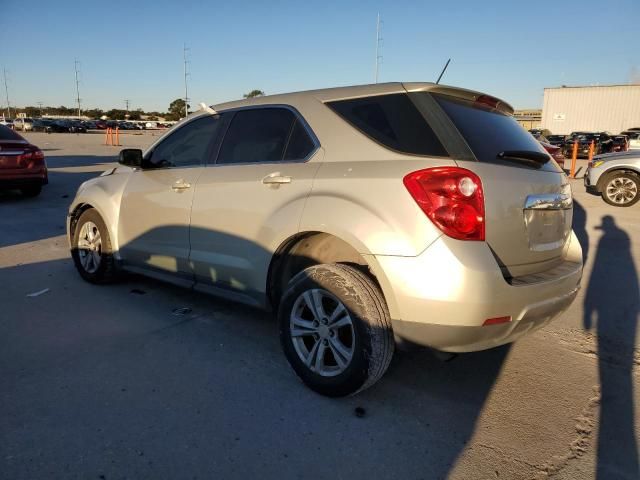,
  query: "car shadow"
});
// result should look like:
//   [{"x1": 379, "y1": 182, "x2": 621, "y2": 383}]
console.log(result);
[
  {"x1": 0, "y1": 157, "x2": 116, "y2": 247},
  {"x1": 2, "y1": 220, "x2": 512, "y2": 478},
  {"x1": 583, "y1": 215, "x2": 639, "y2": 479}
]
